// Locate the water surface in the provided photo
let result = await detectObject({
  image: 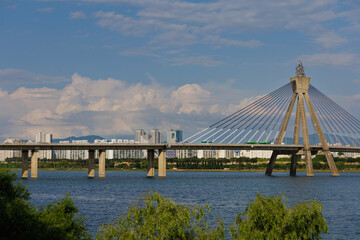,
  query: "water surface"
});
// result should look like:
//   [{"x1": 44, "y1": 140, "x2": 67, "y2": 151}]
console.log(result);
[{"x1": 19, "y1": 171, "x2": 360, "y2": 239}]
